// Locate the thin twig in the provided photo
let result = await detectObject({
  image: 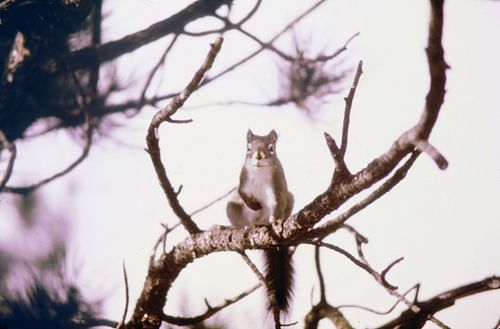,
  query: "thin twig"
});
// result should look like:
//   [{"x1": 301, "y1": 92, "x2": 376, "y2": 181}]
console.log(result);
[
  {"x1": 116, "y1": 260, "x2": 130, "y2": 329},
  {"x1": 316, "y1": 32, "x2": 360, "y2": 62},
  {"x1": 145, "y1": 37, "x2": 223, "y2": 235},
  {"x1": 324, "y1": 132, "x2": 351, "y2": 182},
  {"x1": 167, "y1": 186, "x2": 236, "y2": 232},
  {"x1": 310, "y1": 241, "x2": 399, "y2": 289},
  {"x1": 234, "y1": 26, "x2": 295, "y2": 62},
  {"x1": 0, "y1": 130, "x2": 17, "y2": 191},
  {"x1": 190, "y1": 186, "x2": 236, "y2": 217},
  {"x1": 200, "y1": 0, "x2": 329, "y2": 87},
  {"x1": 140, "y1": 34, "x2": 179, "y2": 102},
  {"x1": 97, "y1": 0, "x2": 329, "y2": 115},
  {"x1": 314, "y1": 245, "x2": 326, "y2": 303},
  {"x1": 238, "y1": 251, "x2": 281, "y2": 329},
  {"x1": 377, "y1": 277, "x2": 499, "y2": 329},
  {"x1": 3, "y1": 95, "x2": 93, "y2": 195},
  {"x1": 162, "y1": 283, "x2": 261, "y2": 326},
  {"x1": 340, "y1": 60, "x2": 363, "y2": 157},
  {"x1": 149, "y1": 223, "x2": 170, "y2": 266},
  {"x1": 338, "y1": 284, "x2": 420, "y2": 315}
]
